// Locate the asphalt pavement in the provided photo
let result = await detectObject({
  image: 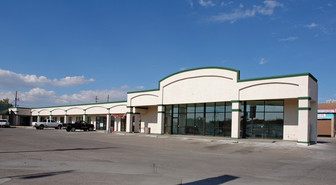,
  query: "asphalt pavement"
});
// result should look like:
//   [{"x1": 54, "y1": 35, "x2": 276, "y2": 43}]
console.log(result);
[{"x1": 0, "y1": 127, "x2": 336, "y2": 185}]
